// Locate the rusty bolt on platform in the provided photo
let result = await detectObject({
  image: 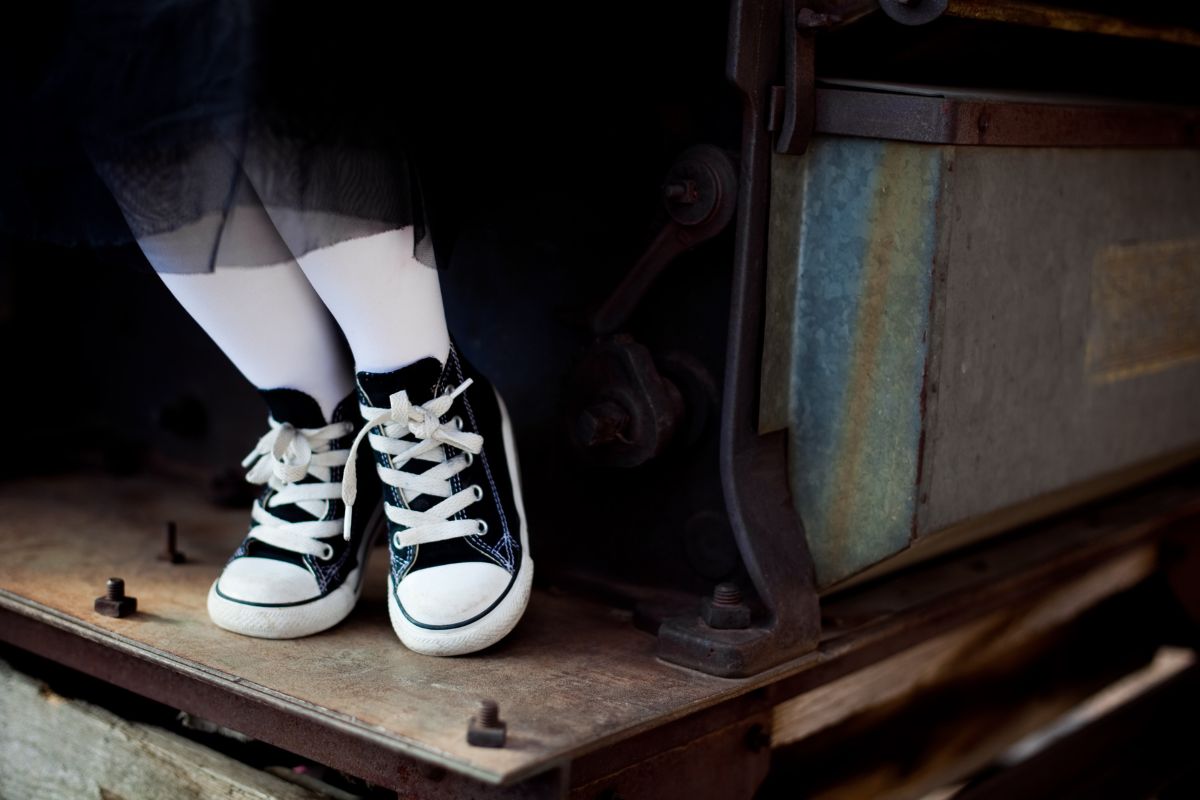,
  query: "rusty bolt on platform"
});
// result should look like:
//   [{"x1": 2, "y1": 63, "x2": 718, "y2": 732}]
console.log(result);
[
  {"x1": 94, "y1": 578, "x2": 137, "y2": 618},
  {"x1": 701, "y1": 582, "x2": 751, "y2": 630},
  {"x1": 157, "y1": 521, "x2": 187, "y2": 564},
  {"x1": 467, "y1": 699, "x2": 507, "y2": 748}
]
